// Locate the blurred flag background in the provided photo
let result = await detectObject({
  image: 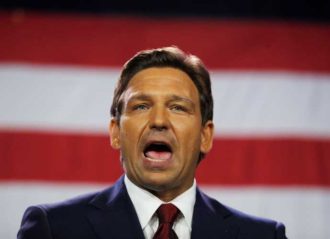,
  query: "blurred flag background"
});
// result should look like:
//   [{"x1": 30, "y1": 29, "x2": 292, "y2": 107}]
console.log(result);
[{"x1": 0, "y1": 1, "x2": 329, "y2": 238}]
